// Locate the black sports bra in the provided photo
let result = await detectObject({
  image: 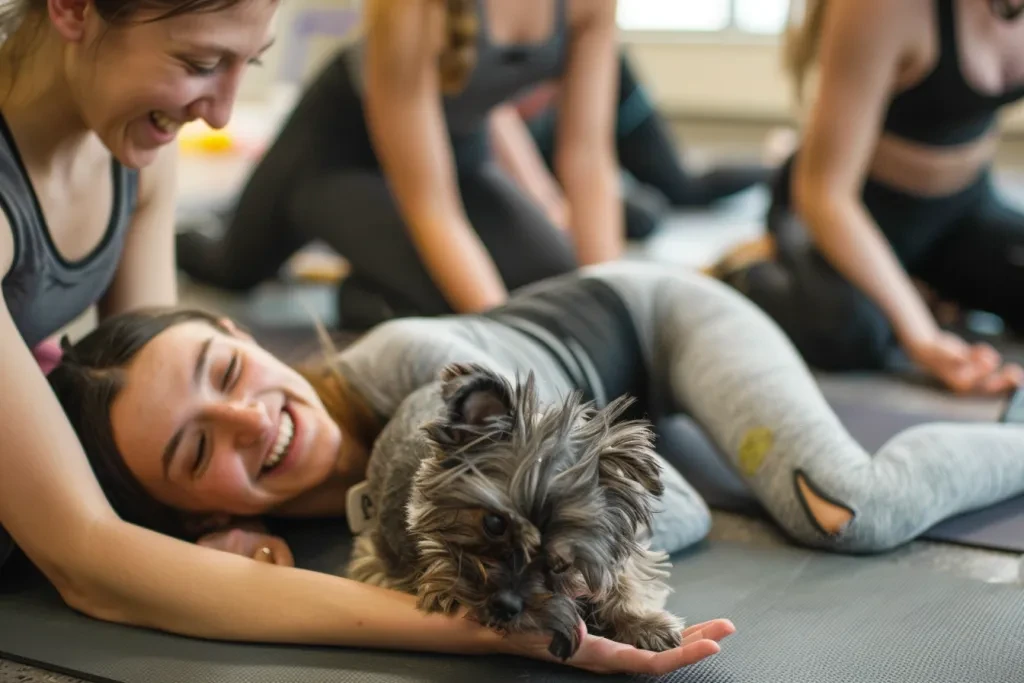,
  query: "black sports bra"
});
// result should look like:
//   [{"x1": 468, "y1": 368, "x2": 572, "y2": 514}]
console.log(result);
[{"x1": 883, "y1": 0, "x2": 1024, "y2": 146}]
